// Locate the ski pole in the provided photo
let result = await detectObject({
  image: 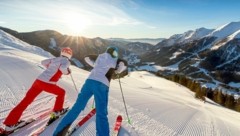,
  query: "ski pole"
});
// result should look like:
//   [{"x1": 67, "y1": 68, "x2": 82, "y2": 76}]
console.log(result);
[
  {"x1": 91, "y1": 99, "x2": 95, "y2": 109},
  {"x1": 70, "y1": 72, "x2": 78, "y2": 93},
  {"x1": 118, "y1": 76, "x2": 132, "y2": 125}
]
